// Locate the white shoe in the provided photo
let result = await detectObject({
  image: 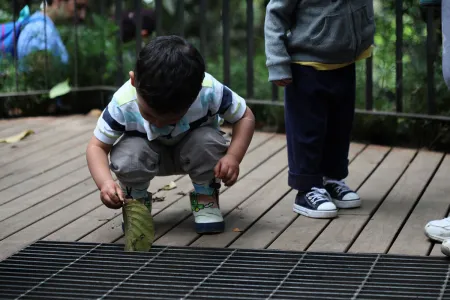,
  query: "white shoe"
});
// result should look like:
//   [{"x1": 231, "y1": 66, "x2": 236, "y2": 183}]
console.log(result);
[
  {"x1": 424, "y1": 217, "x2": 450, "y2": 242},
  {"x1": 442, "y1": 239, "x2": 450, "y2": 256}
]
